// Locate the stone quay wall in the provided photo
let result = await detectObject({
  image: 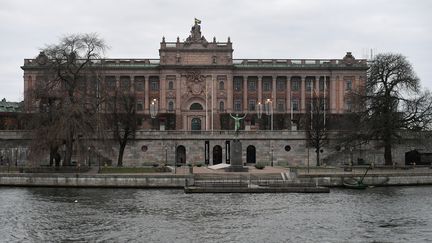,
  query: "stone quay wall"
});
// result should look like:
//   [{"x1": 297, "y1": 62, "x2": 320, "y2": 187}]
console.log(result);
[
  {"x1": 1, "y1": 172, "x2": 432, "y2": 188},
  {"x1": 1, "y1": 130, "x2": 431, "y2": 167},
  {"x1": 0, "y1": 173, "x2": 187, "y2": 188}
]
